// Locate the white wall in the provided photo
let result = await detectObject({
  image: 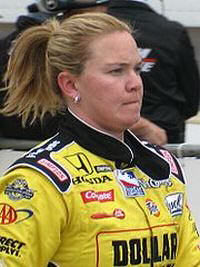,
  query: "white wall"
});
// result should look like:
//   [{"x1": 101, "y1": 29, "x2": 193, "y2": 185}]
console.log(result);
[
  {"x1": 149, "y1": 0, "x2": 200, "y2": 27},
  {"x1": 0, "y1": 0, "x2": 31, "y2": 23}
]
